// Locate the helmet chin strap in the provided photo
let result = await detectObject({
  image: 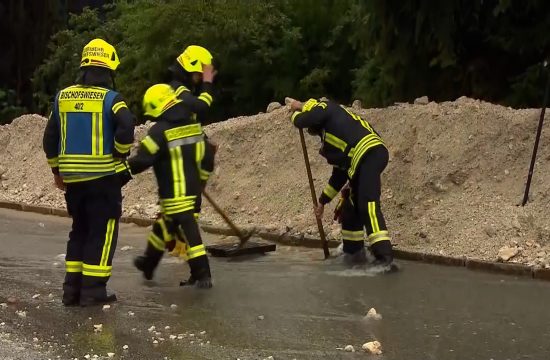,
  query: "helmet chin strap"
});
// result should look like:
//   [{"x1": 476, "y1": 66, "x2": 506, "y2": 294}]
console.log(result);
[{"x1": 110, "y1": 71, "x2": 117, "y2": 91}]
